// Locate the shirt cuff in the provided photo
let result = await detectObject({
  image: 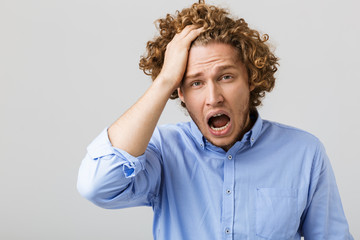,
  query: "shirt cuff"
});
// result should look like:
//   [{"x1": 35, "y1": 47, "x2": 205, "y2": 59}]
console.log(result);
[
  {"x1": 114, "y1": 149, "x2": 145, "y2": 178},
  {"x1": 86, "y1": 128, "x2": 115, "y2": 159},
  {"x1": 86, "y1": 127, "x2": 145, "y2": 178}
]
